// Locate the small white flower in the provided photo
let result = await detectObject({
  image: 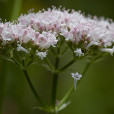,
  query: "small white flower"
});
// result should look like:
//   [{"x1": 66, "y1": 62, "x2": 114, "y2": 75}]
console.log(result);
[
  {"x1": 100, "y1": 46, "x2": 114, "y2": 56},
  {"x1": 17, "y1": 44, "x2": 29, "y2": 54},
  {"x1": 86, "y1": 41, "x2": 99, "y2": 49},
  {"x1": 36, "y1": 51, "x2": 47, "y2": 60},
  {"x1": 71, "y1": 72, "x2": 82, "y2": 90},
  {"x1": 74, "y1": 48, "x2": 84, "y2": 57}
]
